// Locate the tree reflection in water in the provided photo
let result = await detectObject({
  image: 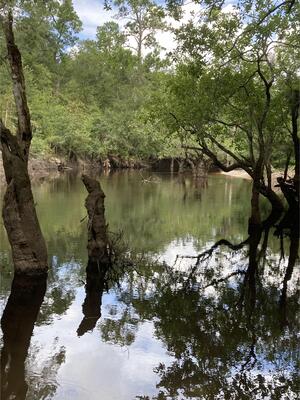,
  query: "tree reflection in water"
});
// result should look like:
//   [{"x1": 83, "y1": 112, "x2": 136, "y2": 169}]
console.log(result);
[
  {"x1": 0, "y1": 173, "x2": 299, "y2": 399},
  {"x1": 97, "y1": 214, "x2": 299, "y2": 400},
  {"x1": 0, "y1": 262, "x2": 73, "y2": 400},
  {"x1": 1, "y1": 274, "x2": 47, "y2": 400},
  {"x1": 77, "y1": 262, "x2": 108, "y2": 337}
]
